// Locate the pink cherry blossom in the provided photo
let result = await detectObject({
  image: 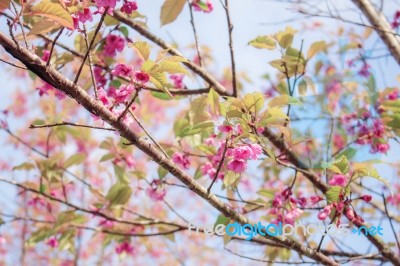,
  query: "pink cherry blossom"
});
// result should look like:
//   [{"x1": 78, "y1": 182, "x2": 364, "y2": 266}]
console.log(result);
[
  {"x1": 103, "y1": 34, "x2": 125, "y2": 58},
  {"x1": 121, "y1": 1, "x2": 138, "y2": 15},
  {"x1": 134, "y1": 71, "x2": 150, "y2": 83},
  {"x1": 46, "y1": 236, "x2": 58, "y2": 248},
  {"x1": 328, "y1": 174, "x2": 347, "y2": 187},
  {"x1": 170, "y1": 74, "x2": 184, "y2": 88},
  {"x1": 218, "y1": 125, "x2": 233, "y2": 133},
  {"x1": 172, "y1": 152, "x2": 190, "y2": 169},
  {"x1": 112, "y1": 63, "x2": 133, "y2": 77},
  {"x1": 77, "y1": 8, "x2": 93, "y2": 24},
  {"x1": 232, "y1": 146, "x2": 253, "y2": 160},
  {"x1": 227, "y1": 159, "x2": 247, "y2": 173},
  {"x1": 115, "y1": 241, "x2": 135, "y2": 255}
]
